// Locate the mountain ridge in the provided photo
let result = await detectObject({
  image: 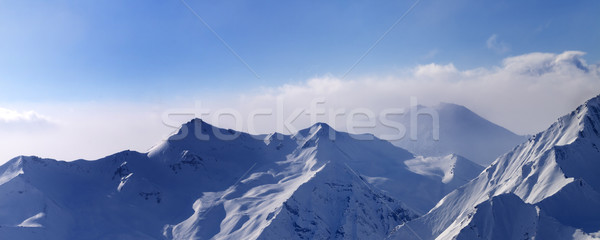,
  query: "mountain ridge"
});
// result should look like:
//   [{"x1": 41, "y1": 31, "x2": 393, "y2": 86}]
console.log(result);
[
  {"x1": 390, "y1": 94, "x2": 600, "y2": 240},
  {"x1": 0, "y1": 118, "x2": 481, "y2": 239}
]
